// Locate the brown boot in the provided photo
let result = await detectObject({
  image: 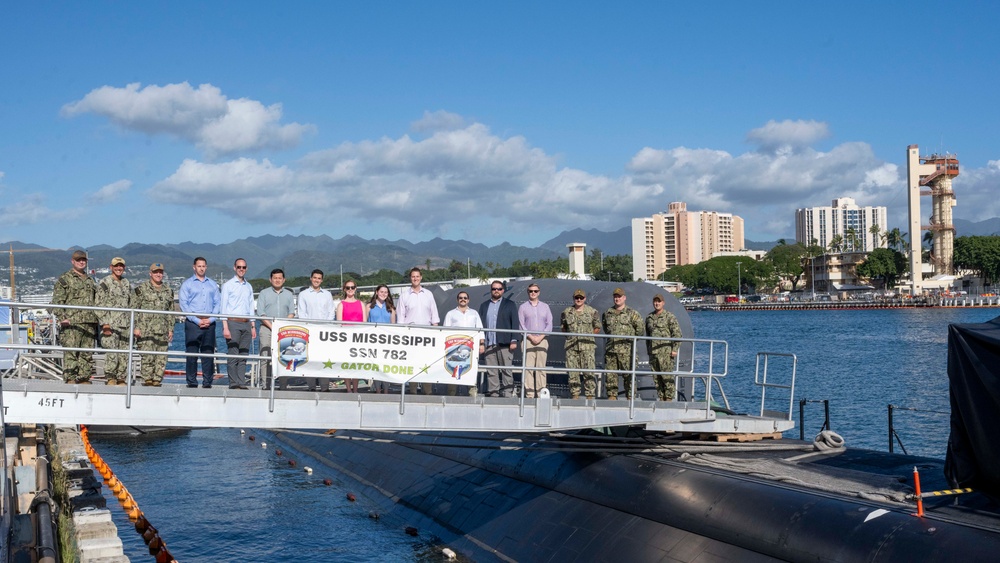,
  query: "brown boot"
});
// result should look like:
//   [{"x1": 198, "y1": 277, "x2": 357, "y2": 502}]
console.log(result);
[{"x1": 607, "y1": 394, "x2": 617, "y2": 400}]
